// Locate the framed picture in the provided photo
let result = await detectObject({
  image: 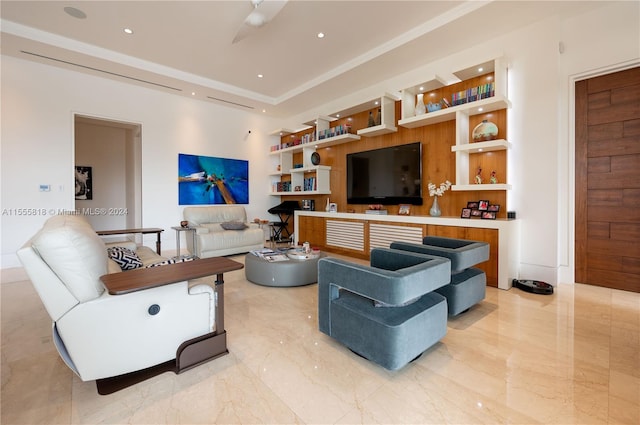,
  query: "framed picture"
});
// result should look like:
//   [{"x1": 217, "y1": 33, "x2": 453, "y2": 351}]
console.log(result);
[
  {"x1": 471, "y1": 209, "x2": 482, "y2": 217},
  {"x1": 478, "y1": 200, "x2": 490, "y2": 211},
  {"x1": 74, "y1": 166, "x2": 93, "y2": 200},
  {"x1": 481, "y1": 211, "x2": 497, "y2": 220},
  {"x1": 399, "y1": 204, "x2": 411, "y2": 215},
  {"x1": 329, "y1": 202, "x2": 337, "y2": 213},
  {"x1": 178, "y1": 153, "x2": 249, "y2": 205},
  {"x1": 467, "y1": 201, "x2": 479, "y2": 209},
  {"x1": 461, "y1": 208, "x2": 472, "y2": 218},
  {"x1": 488, "y1": 204, "x2": 500, "y2": 212}
]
